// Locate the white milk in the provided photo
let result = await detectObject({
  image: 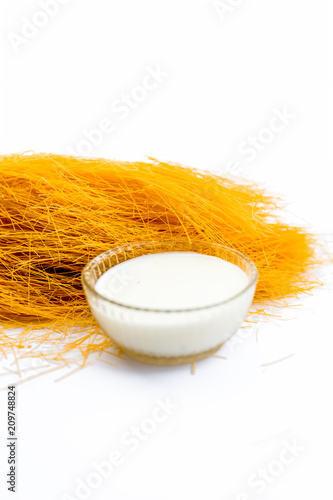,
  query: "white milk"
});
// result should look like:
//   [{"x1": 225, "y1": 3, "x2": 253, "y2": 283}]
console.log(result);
[
  {"x1": 89, "y1": 252, "x2": 255, "y2": 359},
  {"x1": 95, "y1": 252, "x2": 249, "y2": 309}
]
